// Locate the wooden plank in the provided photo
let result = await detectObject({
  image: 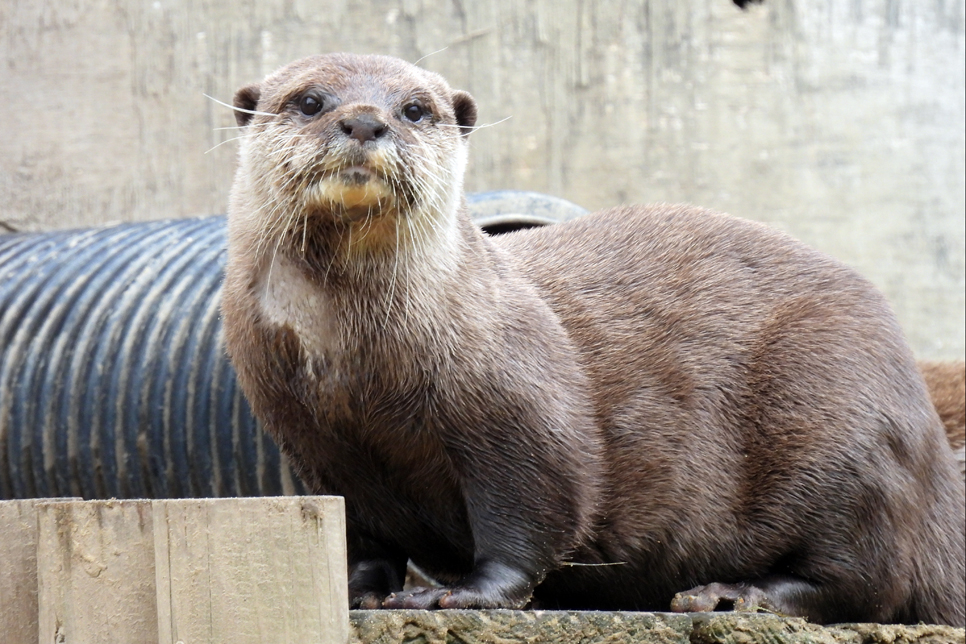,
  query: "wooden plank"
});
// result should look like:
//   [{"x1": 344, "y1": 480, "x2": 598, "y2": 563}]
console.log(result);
[
  {"x1": 154, "y1": 496, "x2": 348, "y2": 644},
  {"x1": 37, "y1": 499, "x2": 158, "y2": 644},
  {"x1": 0, "y1": 499, "x2": 77, "y2": 644}
]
